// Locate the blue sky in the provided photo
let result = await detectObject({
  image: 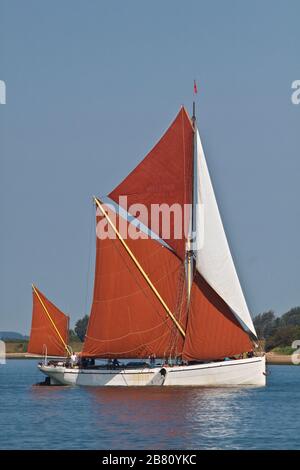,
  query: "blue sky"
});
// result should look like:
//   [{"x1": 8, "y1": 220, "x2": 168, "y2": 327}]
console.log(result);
[{"x1": 0, "y1": 0, "x2": 299, "y2": 333}]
